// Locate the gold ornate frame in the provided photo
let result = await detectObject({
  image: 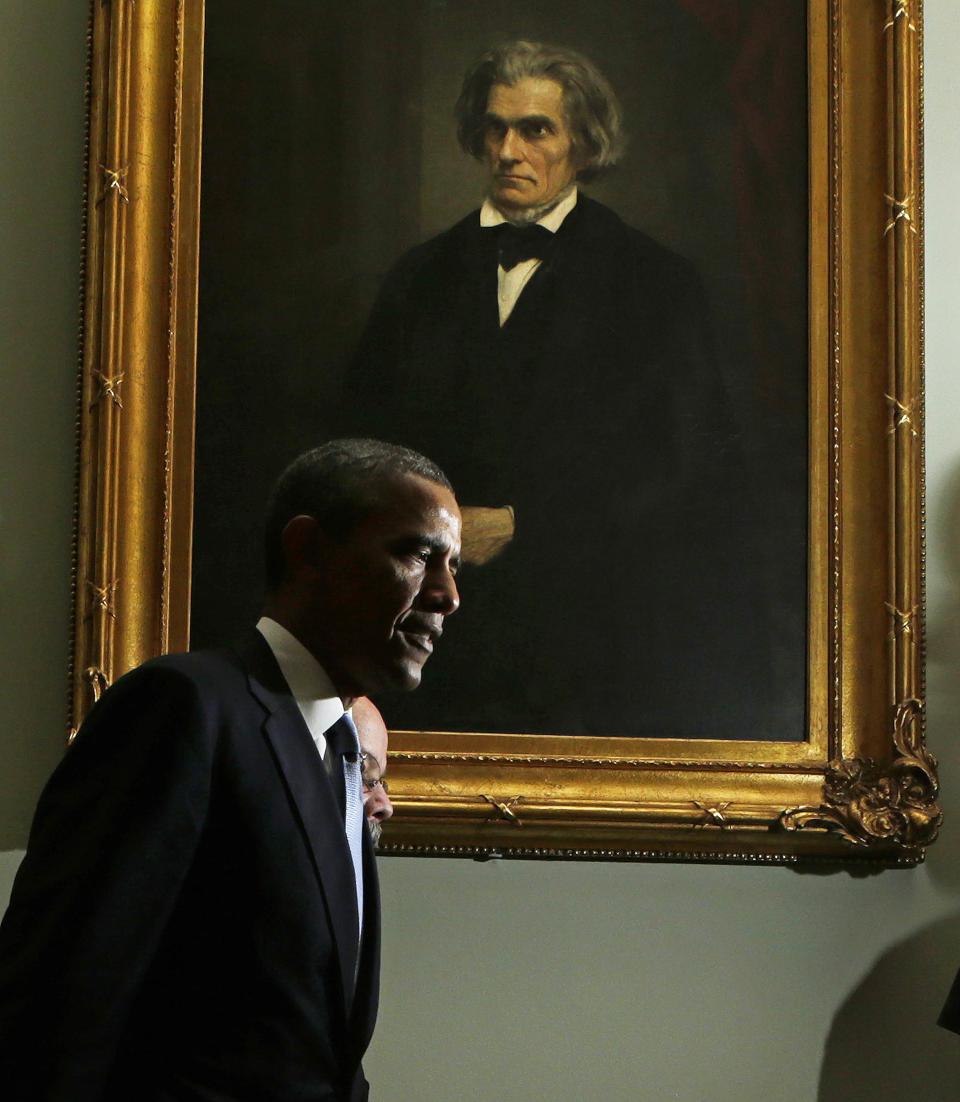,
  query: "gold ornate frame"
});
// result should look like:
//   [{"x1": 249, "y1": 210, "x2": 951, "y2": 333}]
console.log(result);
[{"x1": 72, "y1": 0, "x2": 936, "y2": 866}]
